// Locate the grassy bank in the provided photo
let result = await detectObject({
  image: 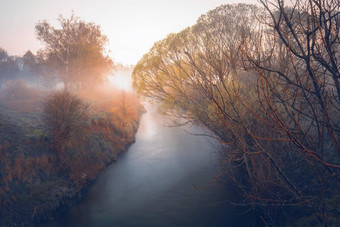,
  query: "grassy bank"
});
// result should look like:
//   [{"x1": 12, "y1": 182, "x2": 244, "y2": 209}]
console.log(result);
[{"x1": 0, "y1": 83, "x2": 144, "y2": 226}]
